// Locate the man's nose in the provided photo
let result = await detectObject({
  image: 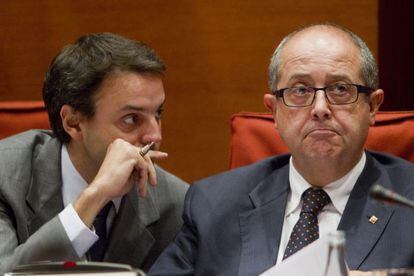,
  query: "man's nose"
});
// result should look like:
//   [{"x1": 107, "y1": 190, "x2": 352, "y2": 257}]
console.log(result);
[
  {"x1": 140, "y1": 117, "x2": 162, "y2": 145},
  {"x1": 311, "y1": 90, "x2": 332, "y2": 120}
]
